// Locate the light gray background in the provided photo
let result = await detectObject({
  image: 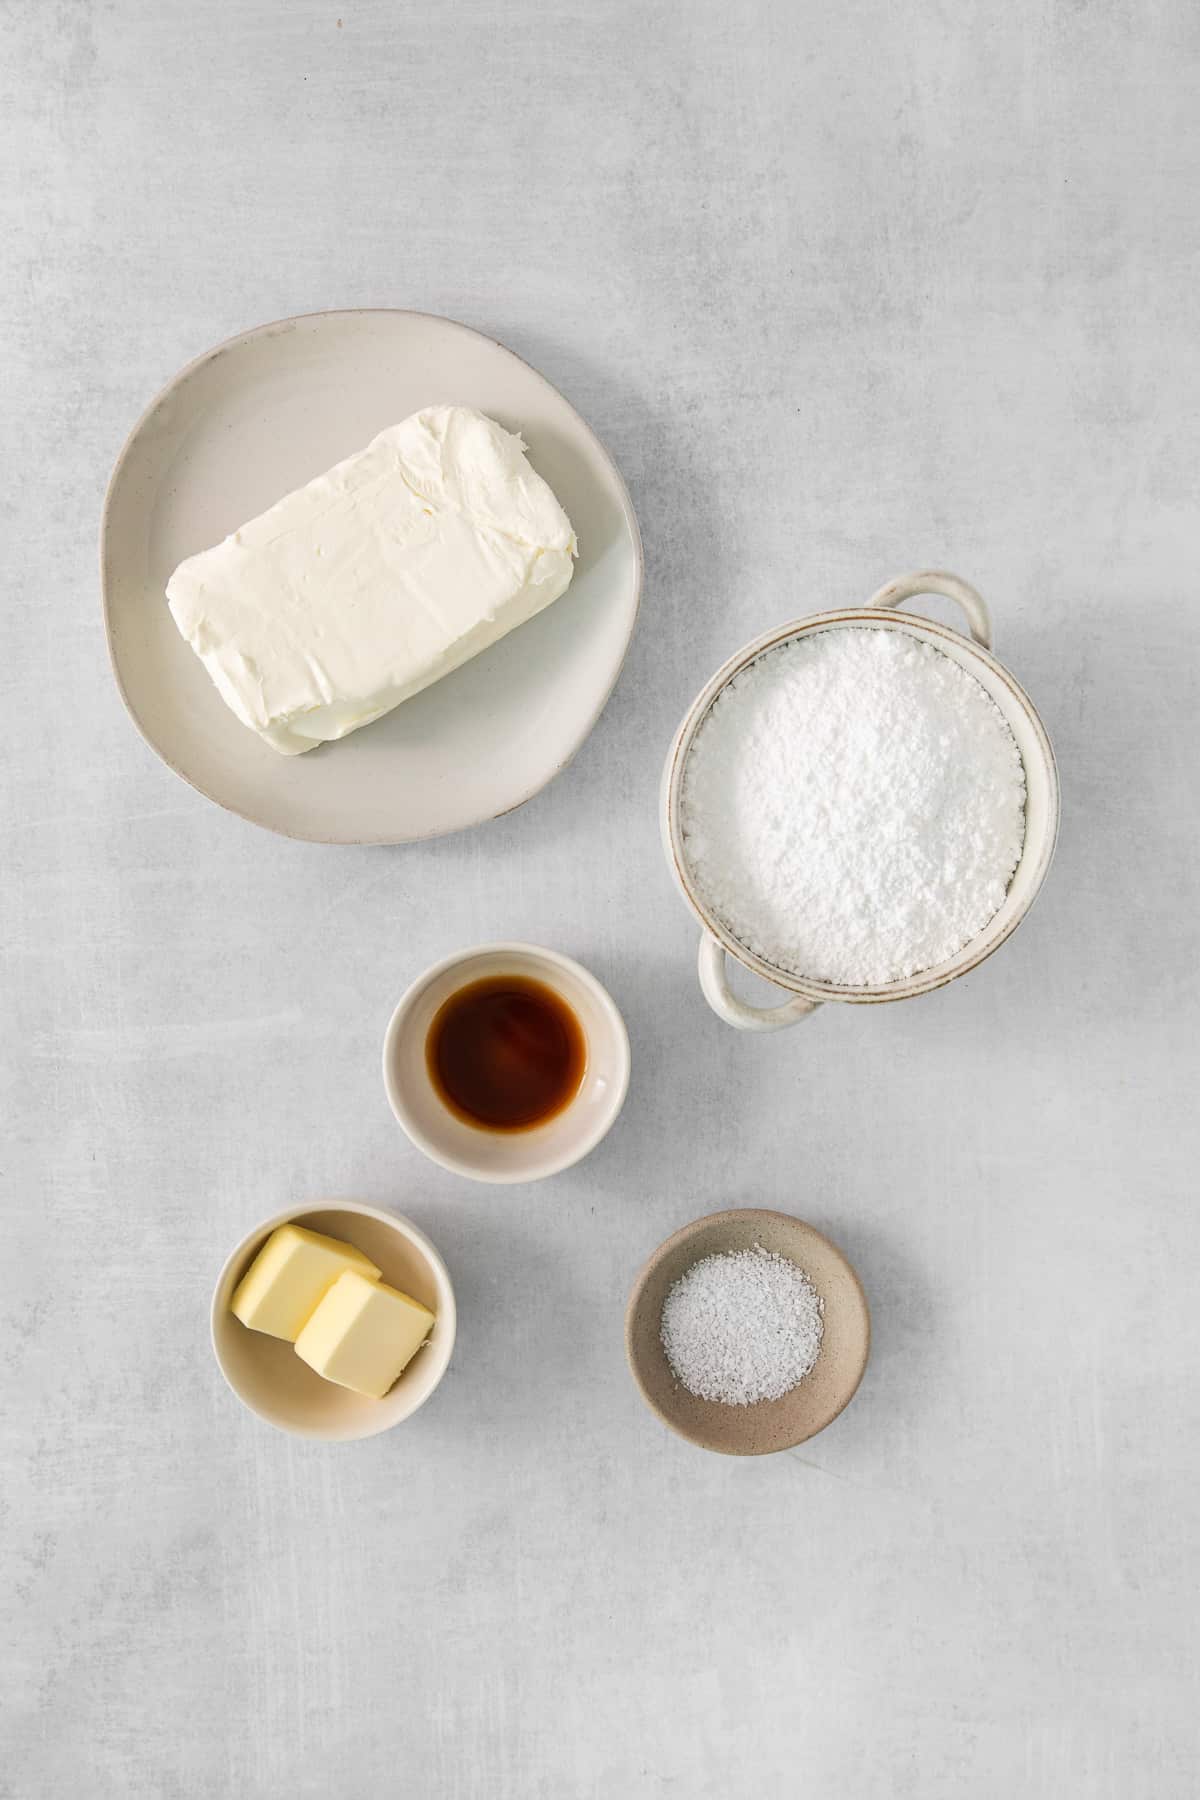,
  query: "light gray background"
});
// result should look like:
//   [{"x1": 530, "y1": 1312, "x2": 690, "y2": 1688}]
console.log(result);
[{"x1": 4, "y1": 2, "x2": 1199, "y2": 1795}]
